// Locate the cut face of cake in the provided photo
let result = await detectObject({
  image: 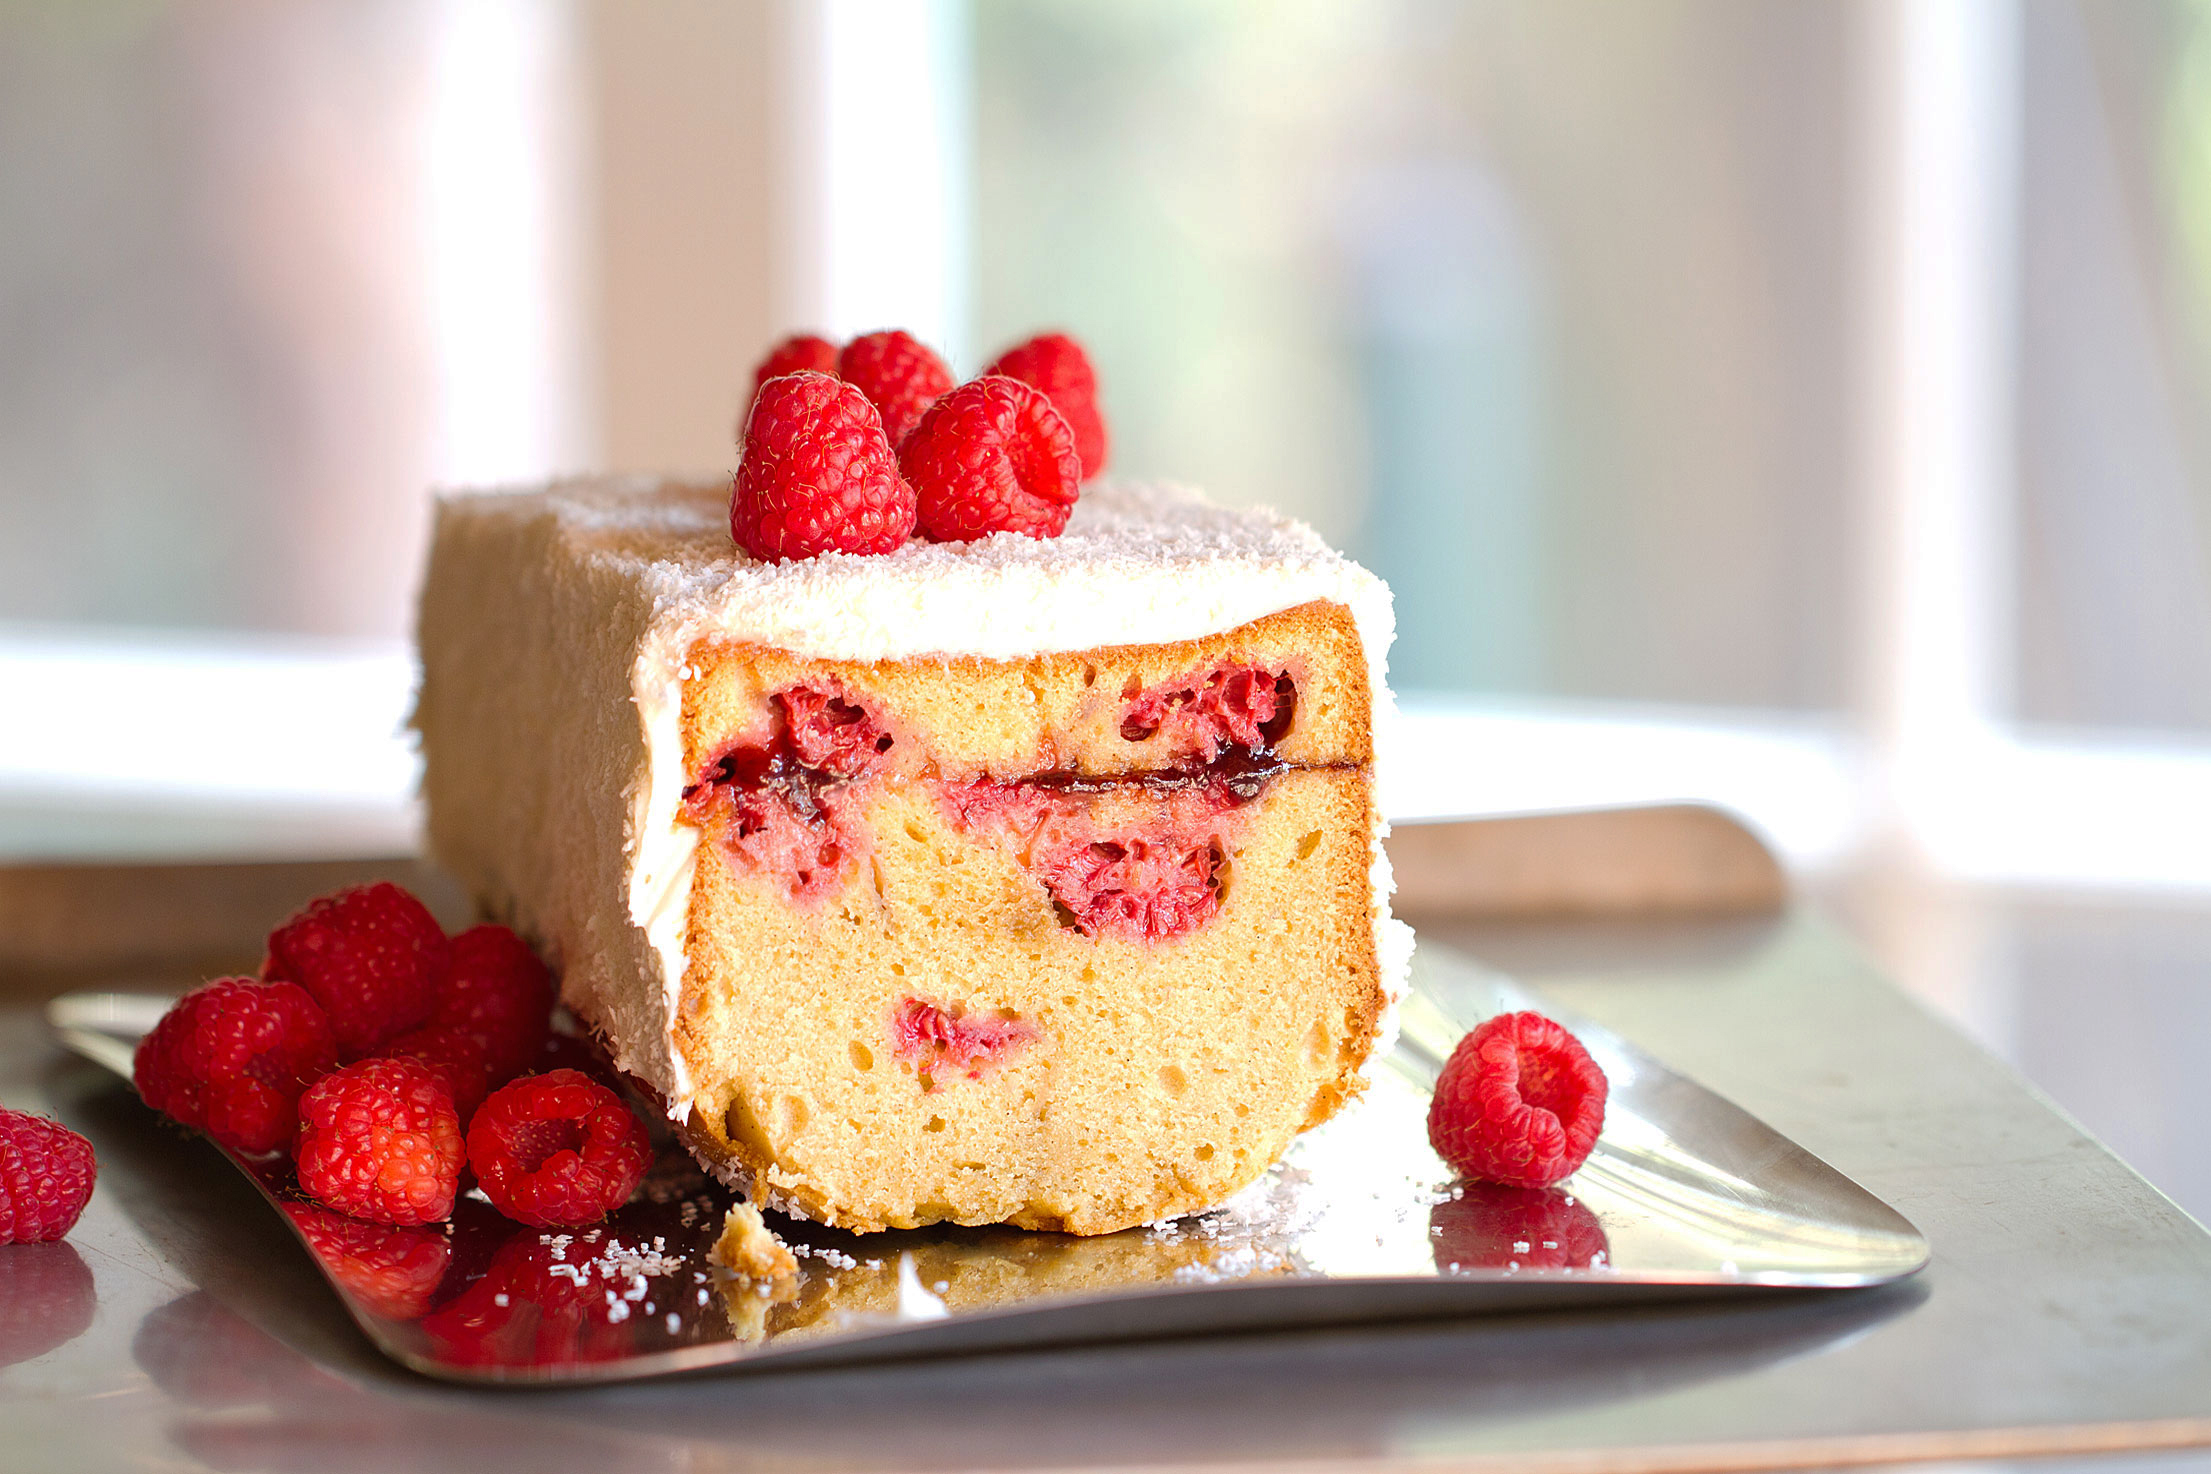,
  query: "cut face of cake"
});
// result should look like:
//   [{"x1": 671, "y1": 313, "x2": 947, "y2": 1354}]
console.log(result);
[{"x1": 415, "y1": 477, "x2": 1407, "y2": 1235}]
